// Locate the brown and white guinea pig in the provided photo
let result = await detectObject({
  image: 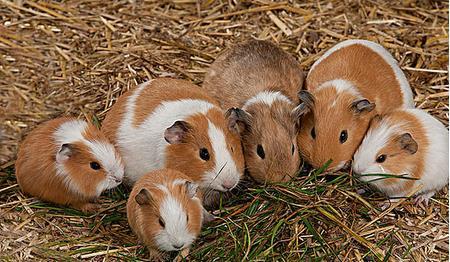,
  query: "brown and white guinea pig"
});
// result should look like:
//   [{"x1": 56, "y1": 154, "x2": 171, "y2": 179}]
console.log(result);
[
  {"x1": 202, "y1": 39, "x2": 304, "y2": 183},
  {"x1": 352, "y1": 108, "x2": 448, "y2": 204},
  {"x1": 101, "y1": 78, "x2": 245, "y2": 203},
  {"x1": 127, "y1": 169, "x2": 203, "y2": 258},
  {"x1": 15, "y1": 117, "x2": 124, "y2": 212},
  {"x1": 297, "y1": 39, "x2": 415, "y2": 171}
]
